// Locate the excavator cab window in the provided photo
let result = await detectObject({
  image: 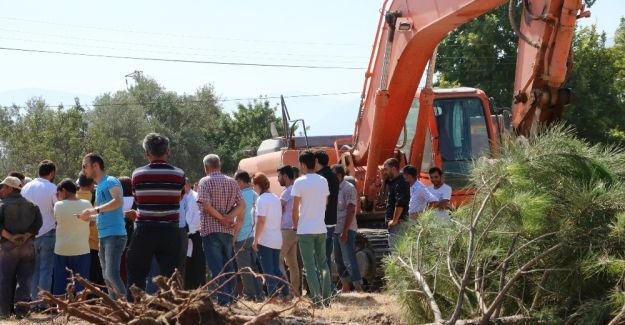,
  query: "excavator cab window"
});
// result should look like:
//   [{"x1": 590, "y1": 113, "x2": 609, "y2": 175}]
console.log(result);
[
  {"x1": 434, "y1": 97, "x2": 491, "y2": 188},
  {"x1": 401, "y1": 97, "x2": 434, "y2": 173},
  {"x1": 399, "y1": 98, "x2": 420, "y2": 159}
]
